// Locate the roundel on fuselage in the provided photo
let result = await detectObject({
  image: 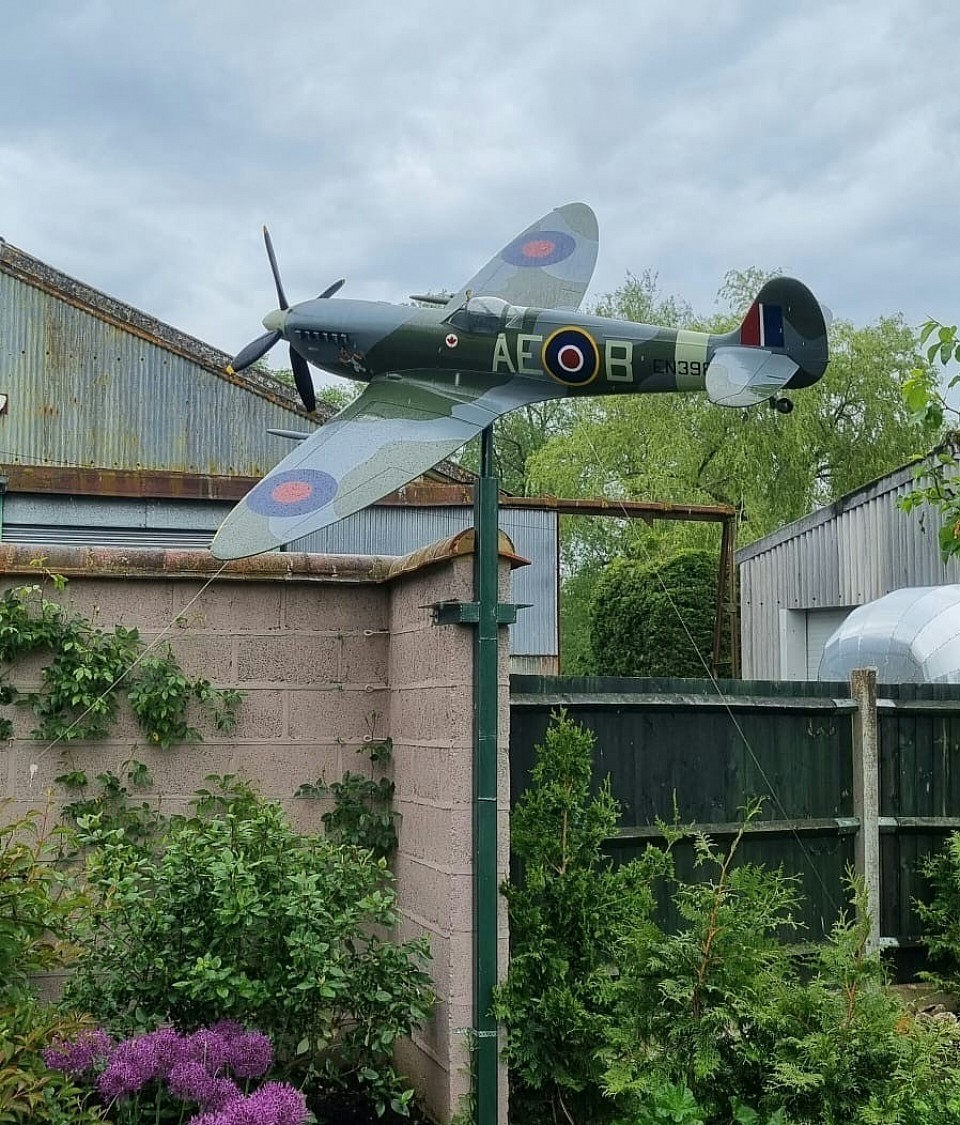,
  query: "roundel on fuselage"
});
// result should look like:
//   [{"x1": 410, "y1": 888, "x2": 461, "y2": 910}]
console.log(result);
[{"x1": 542, "y1": 326, "x2": 600, "y2": 386}]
